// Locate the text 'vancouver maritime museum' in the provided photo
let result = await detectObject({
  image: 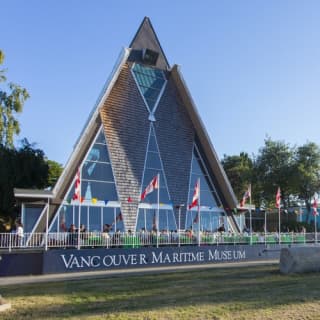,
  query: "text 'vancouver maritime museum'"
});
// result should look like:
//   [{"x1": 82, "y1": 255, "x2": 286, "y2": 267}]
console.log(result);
[{"x1": 14, "y1": 17, "x2": 240, "y2": 237}]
